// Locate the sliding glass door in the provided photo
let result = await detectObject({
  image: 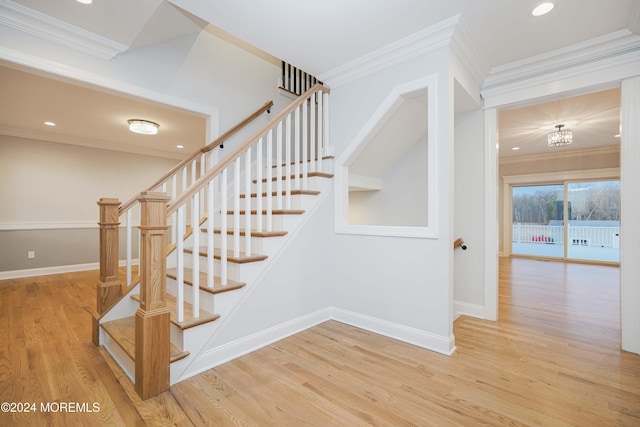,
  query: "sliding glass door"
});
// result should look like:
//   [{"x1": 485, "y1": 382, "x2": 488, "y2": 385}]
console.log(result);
[
  {"x1": 512, "y1": 184, "x2": 564, "y2": 258},
  {"x1": 511, "y1": 180, "x2": 620, "y2": 263},
  {"x1": 567, "y1": 180, "x2": 620, "y2": 262}
]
